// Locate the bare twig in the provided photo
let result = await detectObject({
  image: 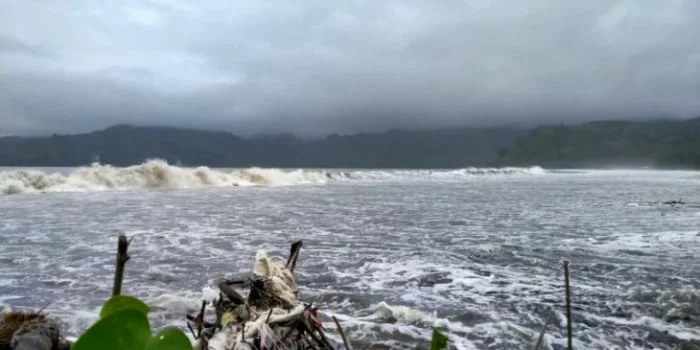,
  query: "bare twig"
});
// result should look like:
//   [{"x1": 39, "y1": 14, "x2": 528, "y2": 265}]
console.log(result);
[
  {"x1": 197, "y1": 301, "x2": 207, "y2": 338},
  {"x1": 533, "y1": 309, "x2": 554, "y2": 350},
  {"x1": 186, "y1": 315, "x2": 217, "y2": 329},
  {"x1": 218, "y1": 281, "x2": 246, "y2": 305},
  {"x1": 112, "y1": 235, "x2": 130, "y2": 296},
  {"x1": 185, "y1": 301, "x2": 209, "y2": 339},
  {"x1": 332, "y1": 315, "x2": 351, "y2": 350},
  {"x1": 300, "y1": 319, "x2": 327, "y2": 349},
  {"x1": 36, "y1": 301, "x2": 52, "y2": 315},
  {"x1": 317, "y1": 329, "x2": 335, "y2": 349},
  {"x1": 564, "y1": 260, "x2": 573, "y2": 350},
  {"x1": 187, "y1": 322, "x2": 197, "y2": 339},
  {"x1": 286, "y1": 241, "x2": 303, "y2": 273},
  {"x1": 215, "y1": 293, "x2": 224, "y2": 329},
  {"x1": 224, "y1": 279, "x2": 248, "y2": 286},
  {"x1": 285, "y1": 241, "x2": 298, "y2": 267}
]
